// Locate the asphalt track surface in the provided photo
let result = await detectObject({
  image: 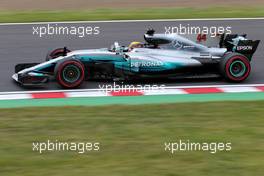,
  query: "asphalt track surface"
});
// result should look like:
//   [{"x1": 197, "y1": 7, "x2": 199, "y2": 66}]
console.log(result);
[{"x1": 0, "y1": 19, "x2": 263, "y2": 91}]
